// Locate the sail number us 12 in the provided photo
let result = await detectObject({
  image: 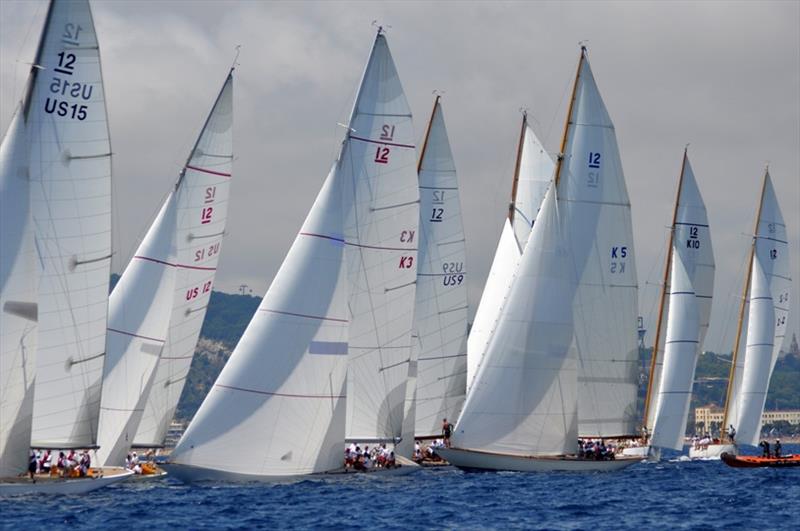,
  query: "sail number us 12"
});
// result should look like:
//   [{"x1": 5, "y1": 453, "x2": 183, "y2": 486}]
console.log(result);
[{"x1": 45, "y1": 23, "x2": 92, "y2": 121}]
